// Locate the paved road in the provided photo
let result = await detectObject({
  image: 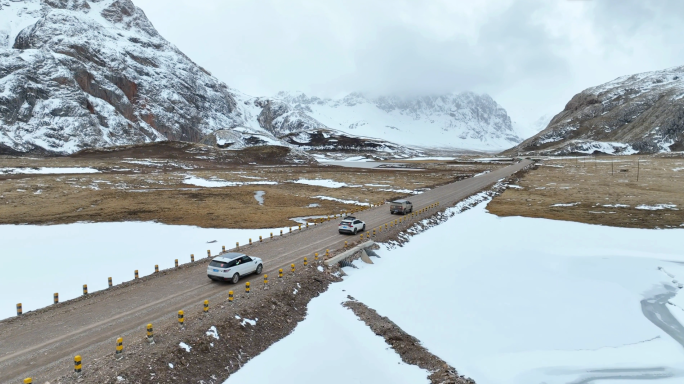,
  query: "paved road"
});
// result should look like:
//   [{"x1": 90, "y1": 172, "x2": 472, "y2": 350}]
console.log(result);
[{"x1": 0, "y1": 160, "x2": 531, "y2": 383}]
